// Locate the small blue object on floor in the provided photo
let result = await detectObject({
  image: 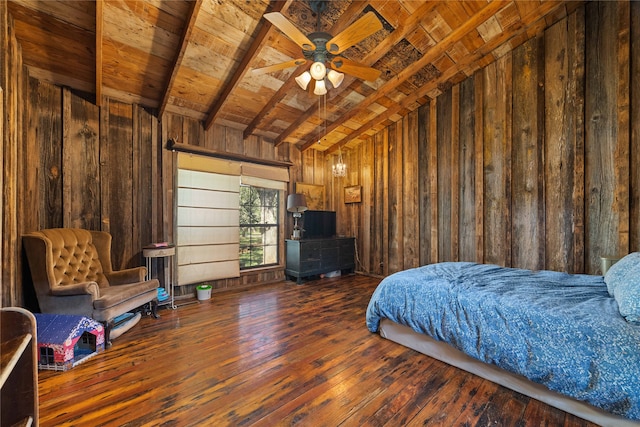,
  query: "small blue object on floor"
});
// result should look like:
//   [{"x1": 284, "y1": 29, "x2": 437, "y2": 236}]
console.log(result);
[
  {"x1": 113, "y1": 312, "x2": 135, "y2": 324},
  {"x1": 157, "y1": 287, "x2": 169, "y2": 302},
  {"x1": 110, "y1": 312, "x2": 142, "y2": 340}
]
